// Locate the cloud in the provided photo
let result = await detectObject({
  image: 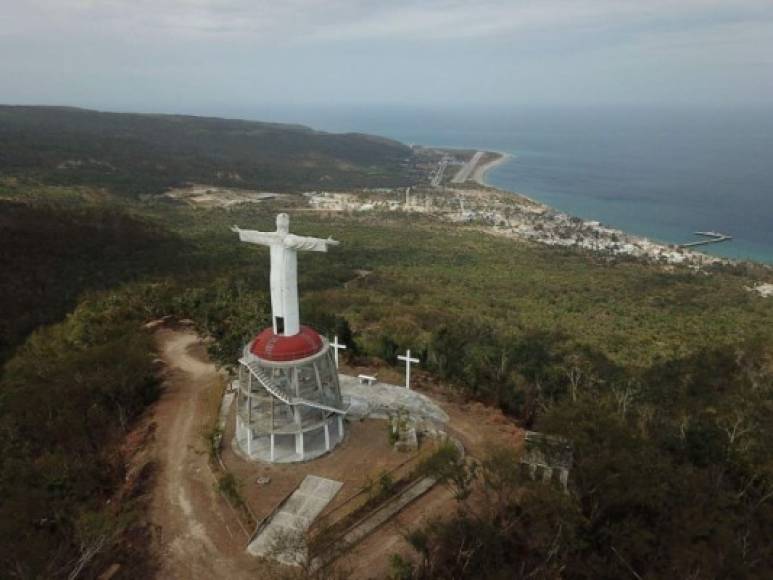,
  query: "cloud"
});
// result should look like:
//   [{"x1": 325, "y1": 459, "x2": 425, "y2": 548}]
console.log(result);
[
  {"x1": 1, "y1": 0, "x2": 772, "y2": 108},
  {"x1": 7, "y1": 0, "x2": 773, "y2": 44}
]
